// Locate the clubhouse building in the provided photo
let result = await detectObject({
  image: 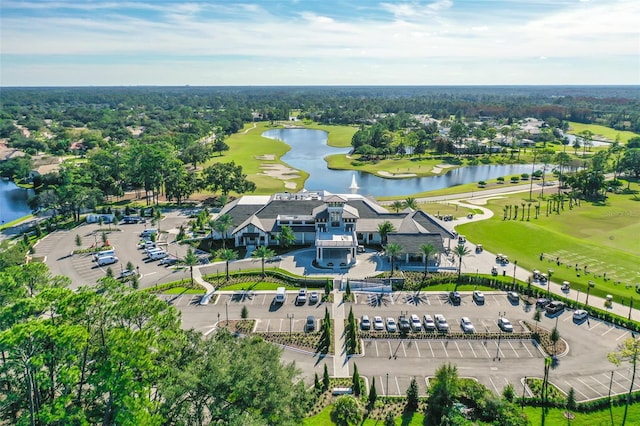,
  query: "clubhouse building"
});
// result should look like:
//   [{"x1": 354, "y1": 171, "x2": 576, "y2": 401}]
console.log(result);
[{"x1": 217, "y1": 190, "x2": 456, "y2": 270}]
